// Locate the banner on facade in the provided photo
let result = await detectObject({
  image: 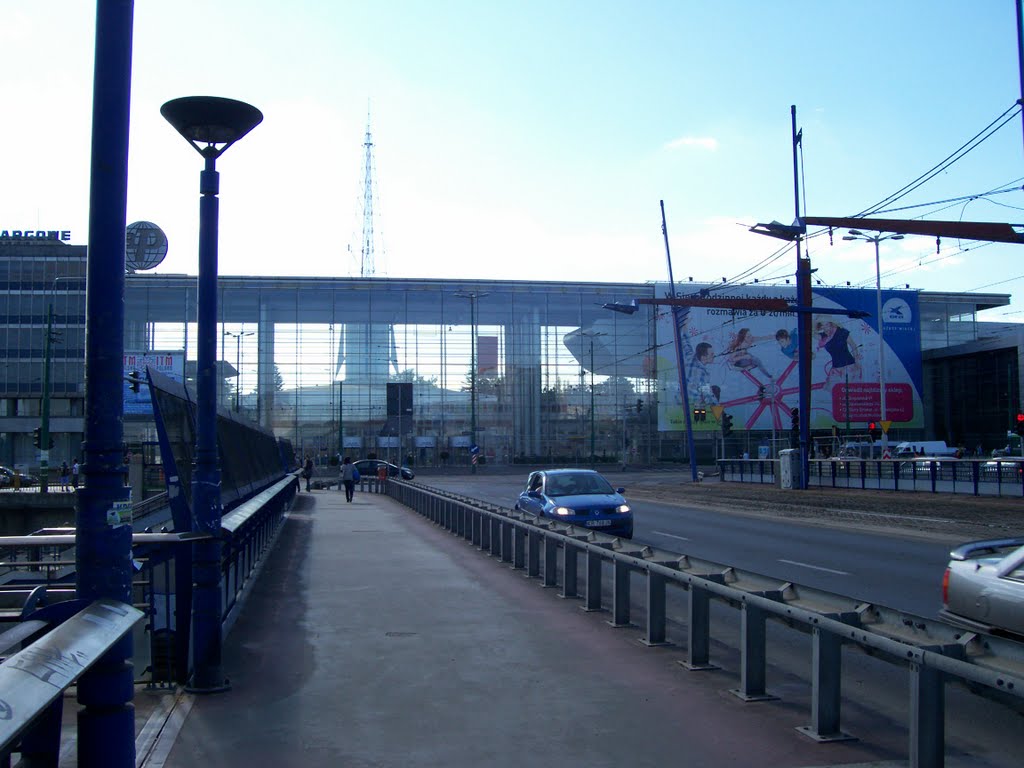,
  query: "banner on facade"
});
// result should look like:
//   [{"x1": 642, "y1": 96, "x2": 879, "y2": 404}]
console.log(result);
[
  {"x1": 653, "y1": 285, "x2": 923, "y2": 433},
  {"x1": 124, "y1": 352, "x2": 184, "y2": 416}
]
